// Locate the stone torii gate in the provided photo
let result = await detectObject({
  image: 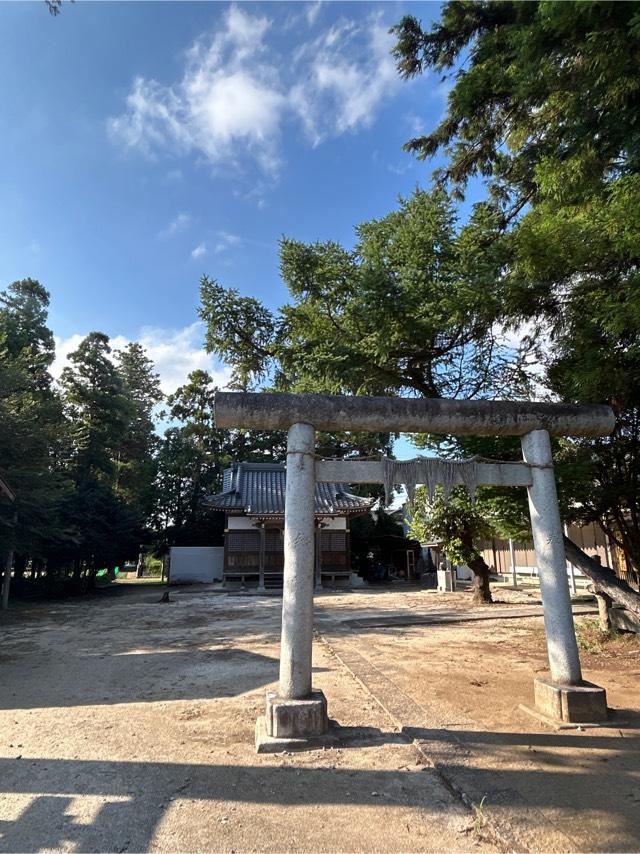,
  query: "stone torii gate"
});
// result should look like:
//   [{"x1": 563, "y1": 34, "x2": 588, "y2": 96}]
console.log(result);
[{"x1": 214, "y1": 392, "x2": 615, "y2": 751}]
